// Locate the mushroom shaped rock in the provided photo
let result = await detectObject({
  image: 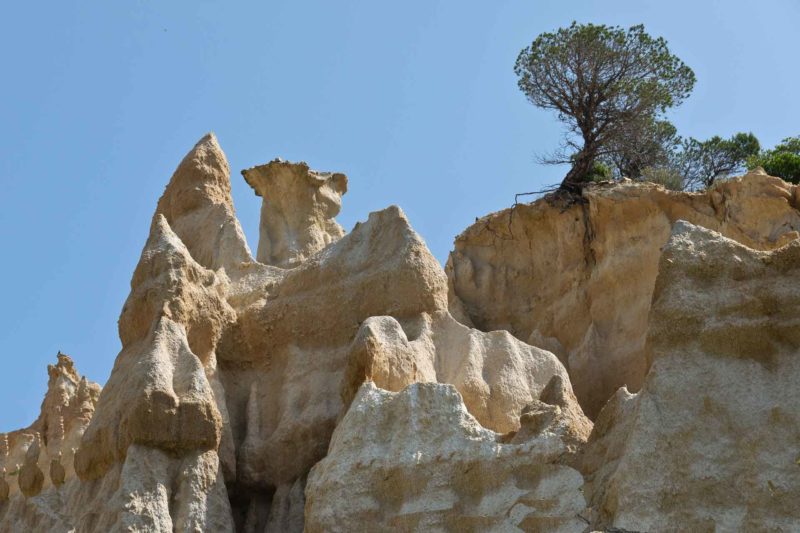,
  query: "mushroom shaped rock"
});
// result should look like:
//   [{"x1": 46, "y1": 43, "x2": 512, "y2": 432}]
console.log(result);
[{"x1": 242, "y1": 158, "x2": 347, "y2": 268}]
